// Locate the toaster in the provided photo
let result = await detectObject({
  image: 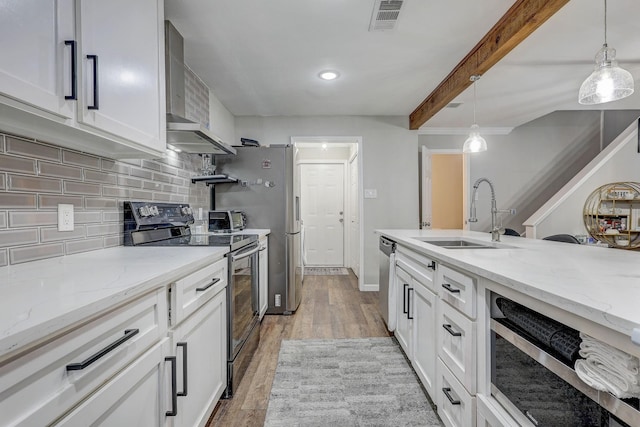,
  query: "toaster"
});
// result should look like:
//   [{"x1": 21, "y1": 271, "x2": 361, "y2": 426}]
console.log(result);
[{"x1": 208, "y1": 210, "x2": 246, "y2": 233}]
